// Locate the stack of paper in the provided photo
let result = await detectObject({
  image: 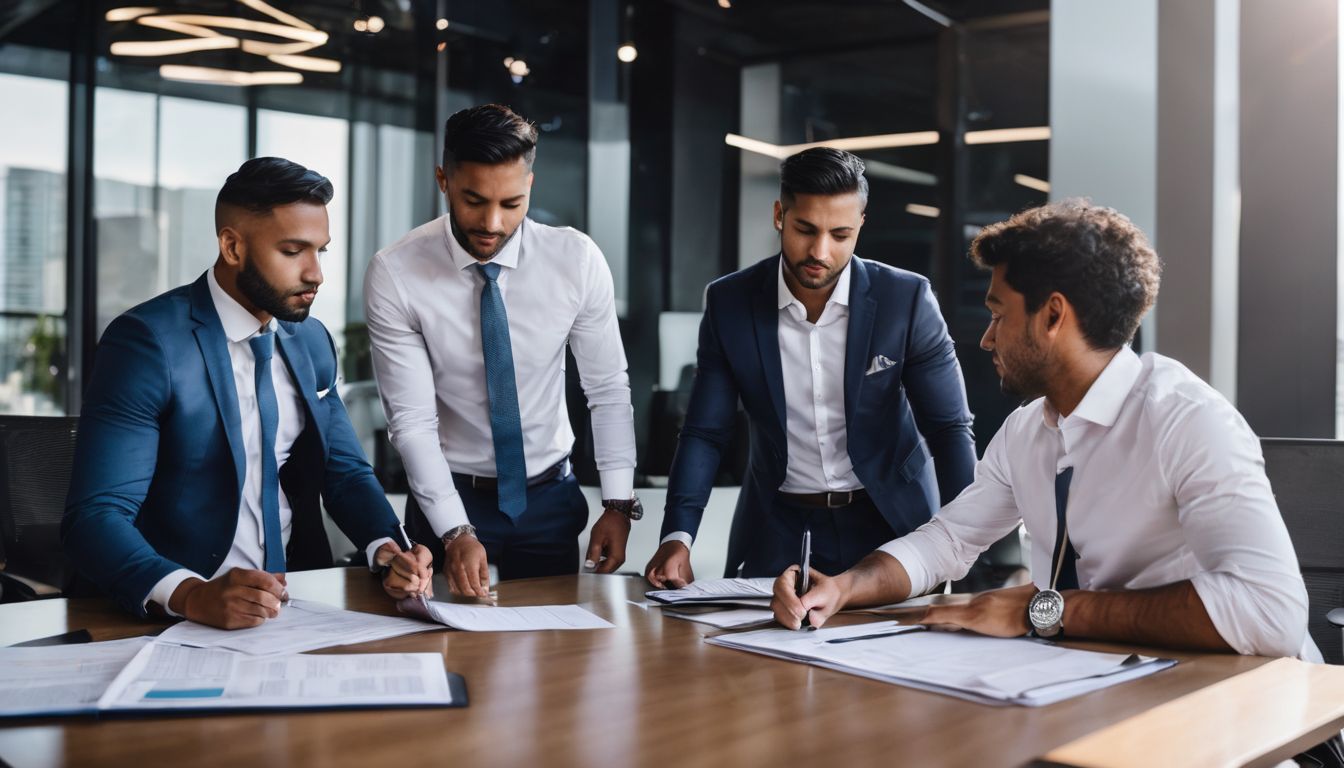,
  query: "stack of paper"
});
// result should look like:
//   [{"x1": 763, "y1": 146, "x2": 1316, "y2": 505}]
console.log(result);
[
  {"x1": 706, "y1": 621, "x2": 1176, "y2": 707},
  {"x1": 398, "y1": 598, "x2": 614, "y2": 631},
  {"x1": 0, "y1": 637, "x2": 150, "y2": 718},
  {"x1": 645, "y1": 577, "x2": 775, "y2": 607},
  {"x1": 98, "y1": 642, "x2": 462, "y2": 713},
  {"x1": 663, "y1": 607, "x2": 775, "y2": 629},
  {"x1": 155, "y1": 598, "x2": 438, "y2": 656}
]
